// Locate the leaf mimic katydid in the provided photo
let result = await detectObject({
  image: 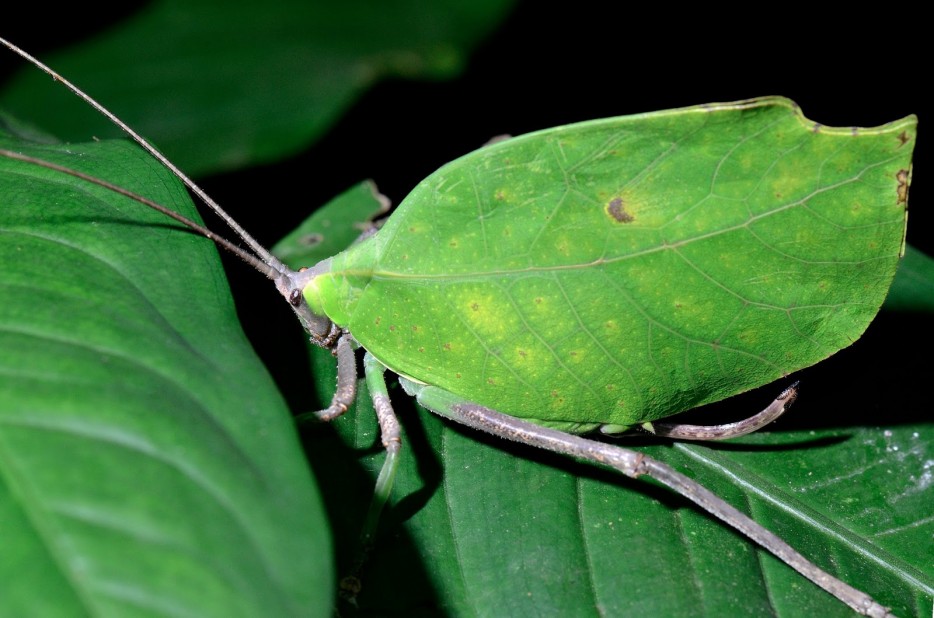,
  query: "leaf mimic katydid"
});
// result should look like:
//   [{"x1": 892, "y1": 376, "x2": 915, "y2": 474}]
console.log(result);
[{"x1": 0, "y1": 38, "x2": 919, "y2": 617}]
